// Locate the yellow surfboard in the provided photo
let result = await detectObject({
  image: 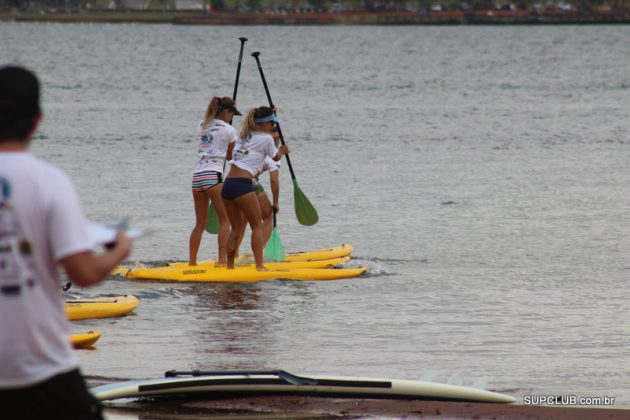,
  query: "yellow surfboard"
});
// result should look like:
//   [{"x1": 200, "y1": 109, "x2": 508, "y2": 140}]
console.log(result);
[
  {"x1": 118, "y1": 265, "x2": 367, "y2": 283},
  {"x1": 70, "y1": 331, "x2": 102, "y2": 349},
  {"x1": 167, "y1": 256, "x2": 350, "y2": 270},
  {"x1": 284, "y1": 244, "x2": 353, "y2": 262},
  {"x1": 65, "y1": 295, "x2": 140, "y2": 321},
  {"x1": 110, "y1": 245, "x2": 357, "y2": 281}
]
